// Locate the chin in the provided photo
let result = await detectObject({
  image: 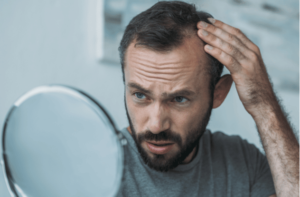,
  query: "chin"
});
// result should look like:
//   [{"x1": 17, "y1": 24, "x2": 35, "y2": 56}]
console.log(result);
[{"x1": 137, "y1": 143, "x2": 189, "y2": 172}]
